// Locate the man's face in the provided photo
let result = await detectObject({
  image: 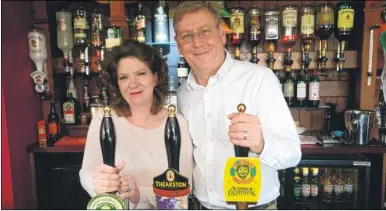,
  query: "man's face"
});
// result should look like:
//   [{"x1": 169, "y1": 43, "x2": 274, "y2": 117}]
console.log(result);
[
  {"x1": 174, "y1": 9, "x2": 226, "y2": 74},
  {"x1": 237, "y1": 165, "x2": 249, "y2": 179}
]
